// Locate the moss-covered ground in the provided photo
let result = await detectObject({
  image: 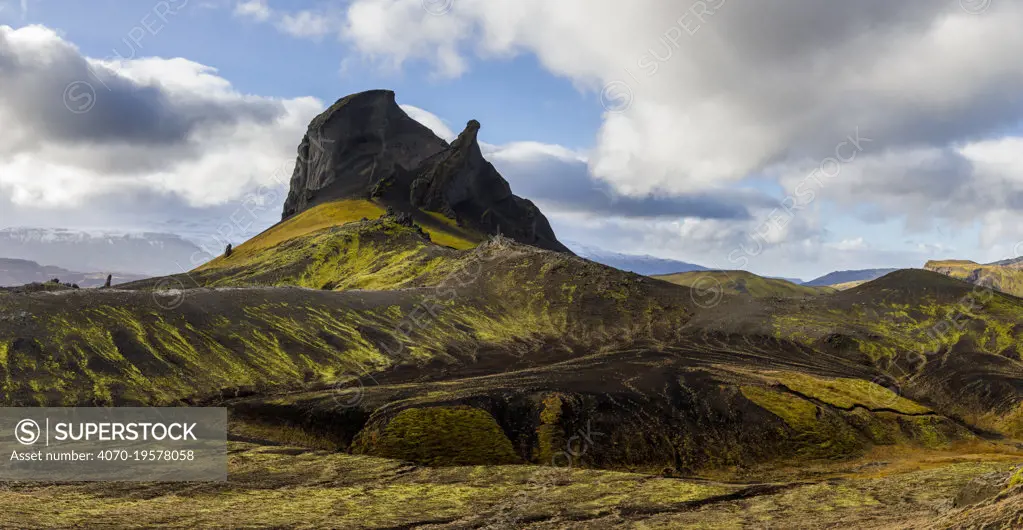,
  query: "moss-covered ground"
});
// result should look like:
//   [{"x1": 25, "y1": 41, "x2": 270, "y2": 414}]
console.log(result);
[
  {"x1": 199, "y1": 199, "x2": 478, "y2": 274},
  {"x1": 353, "y1": 406, "x2": 521, "y2": 465},
  {"x1": 0, "y1": 431, "x2": 1016, "y2": 529},
  {"x1": 746, "y1": 269, "x2": 1023, "y2": 438}
]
